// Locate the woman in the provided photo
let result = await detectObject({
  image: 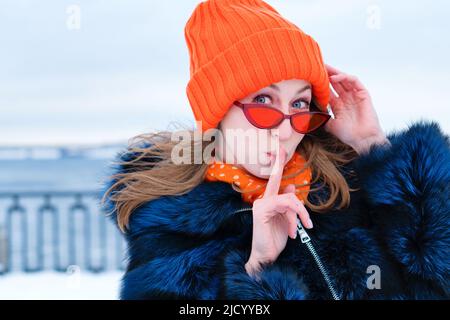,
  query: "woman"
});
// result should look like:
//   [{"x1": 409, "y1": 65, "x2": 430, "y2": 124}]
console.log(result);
[{"x1": 102, "y1": 0, "x2": 449, "y2": 300}]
